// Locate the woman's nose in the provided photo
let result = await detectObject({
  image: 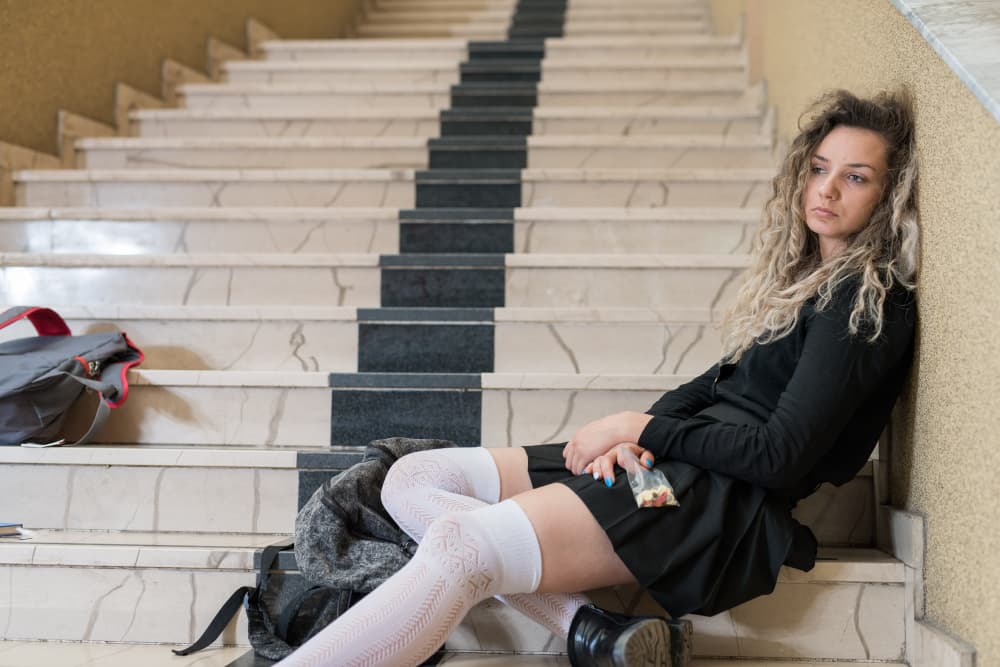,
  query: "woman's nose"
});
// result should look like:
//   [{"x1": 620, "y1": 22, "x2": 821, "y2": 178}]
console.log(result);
[{"x1": 818, "y1": 178, "x2": 837, "y2": 200}]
